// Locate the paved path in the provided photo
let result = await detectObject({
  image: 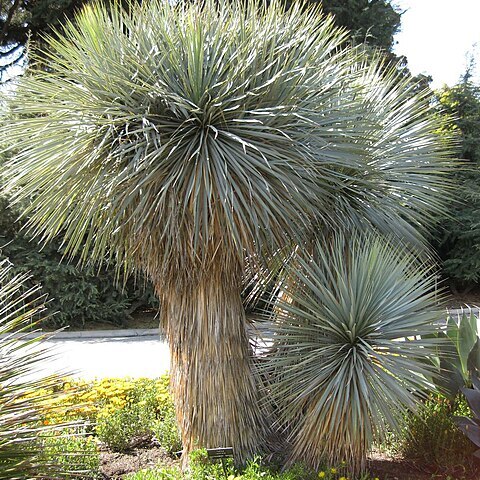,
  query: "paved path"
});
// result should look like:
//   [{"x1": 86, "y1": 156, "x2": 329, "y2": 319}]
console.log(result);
[
  {"x1": 25, "y1": 306, "x2": 480, "y2": 380},
  {"x1": 41, "y1": 330, "x2": 170, "y2": 379}
]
